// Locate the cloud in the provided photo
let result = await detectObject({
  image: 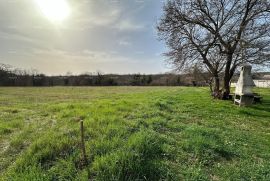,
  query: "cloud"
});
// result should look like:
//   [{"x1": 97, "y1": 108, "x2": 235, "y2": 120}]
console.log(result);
[
  {"x1": 0, "y1": 30, "x2": 34, "y2": 43},
  {"x1": 118, "y1": 39, "x2": 132, "y2": 46},
  {"x1": 114, "y1": 19, "x2": 145, "y2": 31},
  {"x1": 31, "y1": 48, "x2": 127, "y2": 63},
  {"x1": 7, "y1": 50, "x2": 17, "y2": 54},
  {"x1": 73, "y1": 9, "x2": 121, "y2": 30},
  {"x1": 67, "y1": 0, "x2": 146, "y2": 32},
  {"x1": 67, "y1": 1, "x2": 121, "y2": 30}
]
